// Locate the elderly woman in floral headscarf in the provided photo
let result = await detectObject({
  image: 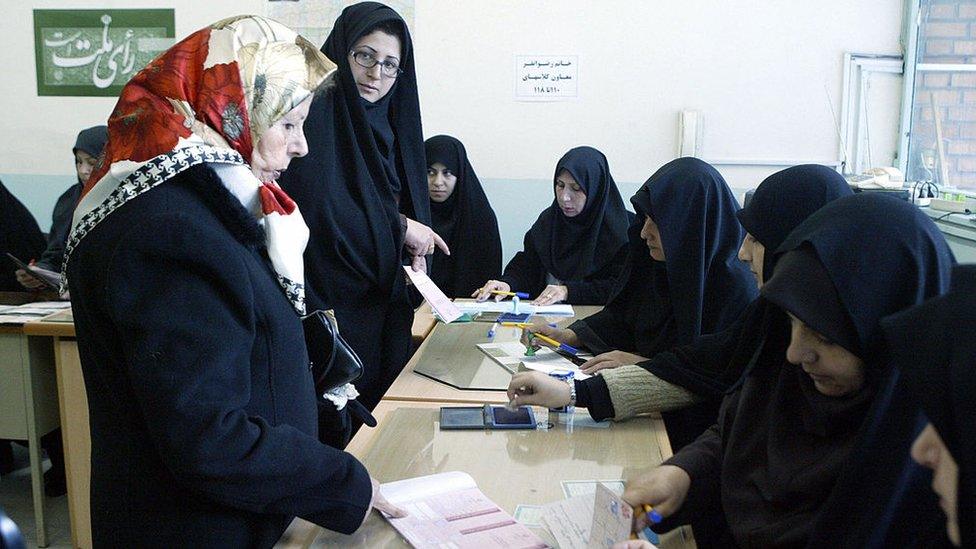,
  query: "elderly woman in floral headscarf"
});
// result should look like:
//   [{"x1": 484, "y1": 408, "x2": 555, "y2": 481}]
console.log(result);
[{"x1": 62, "y1": 16, "x2": 400, "y2": 547}]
